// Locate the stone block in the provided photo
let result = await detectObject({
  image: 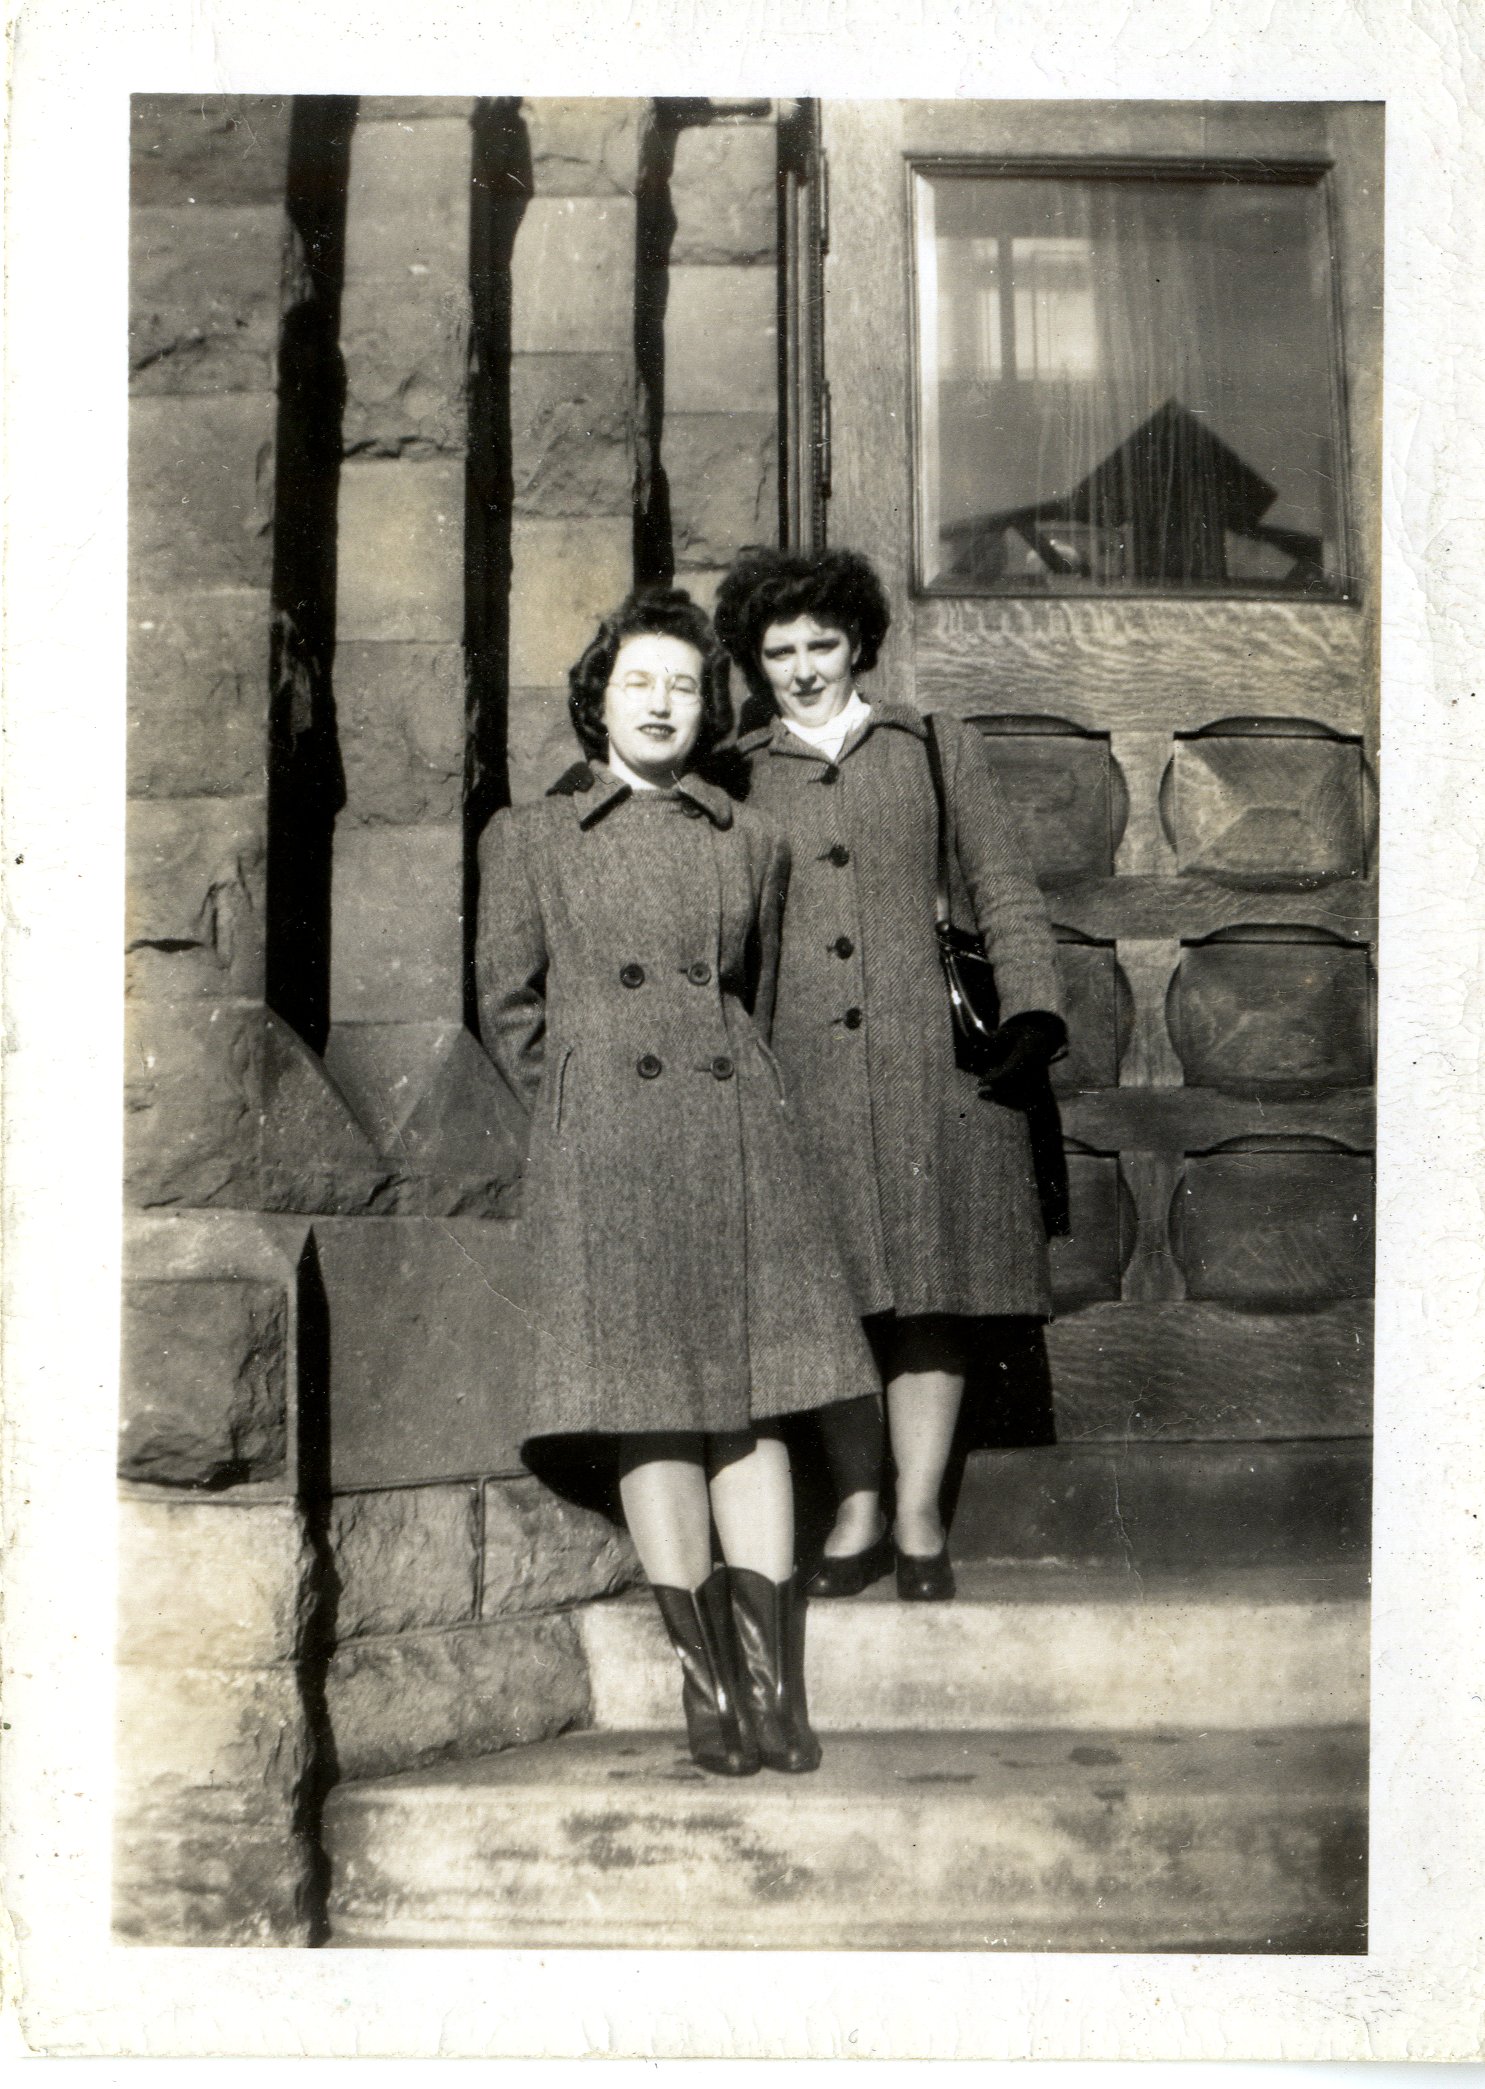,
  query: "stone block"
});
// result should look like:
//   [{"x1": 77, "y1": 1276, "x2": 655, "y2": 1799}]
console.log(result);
[
  {"x1": 120, "y1": 1276, "x2": 288, "y2": 1486},
  {"x1": 117, "y1": 1498, "x2": 312, "y2": 1663},
  {"x1": 665, "y1": 412, "x2": 778, "y2": 566},
  {"x1": 130, "y1": 393, "x2": 276, "y2": 592},
  {"x1": 358, "y1": 97, "x2": 479, "y2": 124},
  {"x1": 670, "y1": 121, "x2": 777, "y2": 265},
  {"x1": 127, "y1": 588, "x2": 269, "y2": 798},
  {"x1": 336, "y1": 642, "x2": 465, "y2": 824},
  {"x1": 481, "y1": 1477, "x2": 640, "y2": 1617},
  {"x1": 505, "y1": 686, "x2": 581, "y2": 807},
  {"x1": 335, "y1": 458, "x2": 465, "y2": 643},
  {"x1": 343, "y1": 115, "x2": 472, "y2": 290},
  {"x1": 663, "y1": 267, "x2": 777, "y2": 415},
  {"x1": 113, "y1": 1817, "x2": 315, "y2": 1945},
  {"x1": 510, "y1": 197, "x2": 636, "y2": 355},
  {"x1": 125, "y1": 796, "x2": 267, "y2": 1001},
  {"x1": 326, "y1": 1614, "x2": 590, "y2": 1780},
  {"x1": 508, "y1": 518, "x2": 633, "y2": 687},
  {"x1": 331, "y1": 1484, "x2": 480, "y2": 1638},
  {"x1": 313, "y1": 1215, "x2": 533, "y2": 1489},
  {"x1": 670, "y1": 566, "x2": 729, "y2": 618},
  {"x1": 114, "y1": 1662, "x2": 309, "y2": 1828},
  {"x1": 524, "y1": 98, "x2": 643, "y2": 195},
  {"x1": 329, "y1": 822, "x2": 464, "y2": 1023},
  {"x1": 324, "y1": 1020, "x2": 529, "y2": 1185},
  {"x1": 340, "y1": 286, "x2": 471, "y2": 456},
  {"x1": 130, "y1": 95, "x2": 293, "y2": 208},
  {"x1": 130, "y1": 203, "x2": 285, "y2": 394},
  {"x1": 511, "y1": 353, "x2": 636, "y2": 517},
  {"x1": 123, "y1": 1000, "x2": 264, "y2": 1209}
]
